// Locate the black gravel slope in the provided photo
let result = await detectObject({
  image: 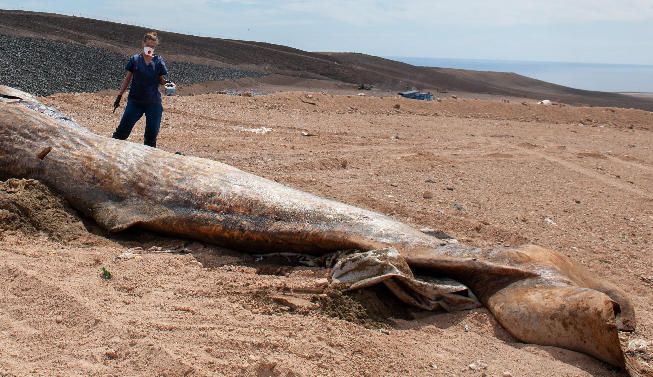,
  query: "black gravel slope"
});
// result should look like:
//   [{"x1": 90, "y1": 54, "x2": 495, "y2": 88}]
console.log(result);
[{"x1": 0, "y1": 34, "x2": 265, "y2": 96}]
